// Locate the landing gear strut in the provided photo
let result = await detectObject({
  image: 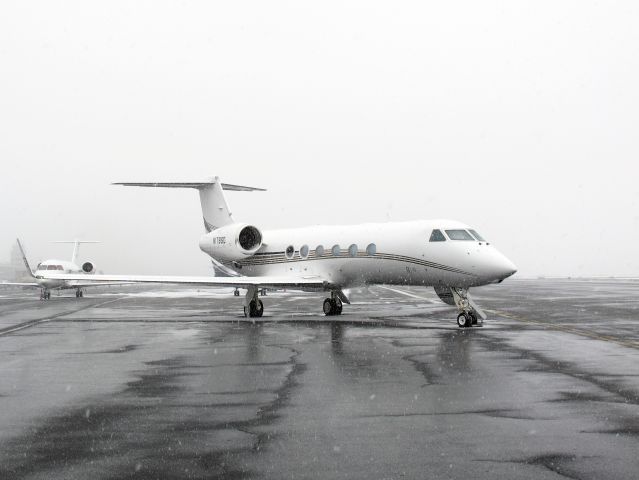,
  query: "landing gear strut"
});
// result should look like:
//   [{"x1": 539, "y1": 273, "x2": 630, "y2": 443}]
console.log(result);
[
  {"x1": 40, "y1": 290, "x2": 51, "y2": 300},
  {"x1": 243, "y1": 286, "x2": 264, "y2": 319},
  {"x1": 323, "y1": 293, "x2": 343, "y2": 316}
]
